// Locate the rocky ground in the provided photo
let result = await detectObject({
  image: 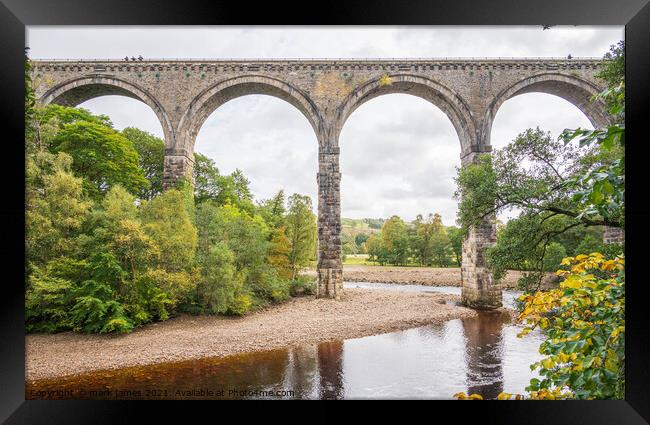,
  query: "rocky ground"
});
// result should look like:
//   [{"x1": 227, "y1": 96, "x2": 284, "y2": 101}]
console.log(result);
[
  {"x1": 26, "y1": 288, "x2": 478, "y2": 382},
  {"x1": 314, "y1": 265, "x2": 558, "y2": 289}
]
